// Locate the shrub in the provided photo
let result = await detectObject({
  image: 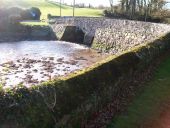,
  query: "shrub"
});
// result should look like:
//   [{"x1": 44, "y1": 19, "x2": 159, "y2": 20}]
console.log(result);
[
  {"x1": 47, "y1": 14, "x2": 52, "y2": 19},
  {"x1": 29, "y1": 7, "x2": 41, "y2": 20},
  {"x1": 20, "y1": 7, "x2": 41, "y2": 20},
  {"x1": 9, "y1": 15, "x2": 21, "y2": 25},
  {"x1": 20, "y1": 10, "x2": 33, "y2": 20},
  {"x1": 6, "y1": 7, "x2": 23, "y2": 15},
  {"x1": 103, "y1": 10, "x2": 112, "y2": 17}
]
